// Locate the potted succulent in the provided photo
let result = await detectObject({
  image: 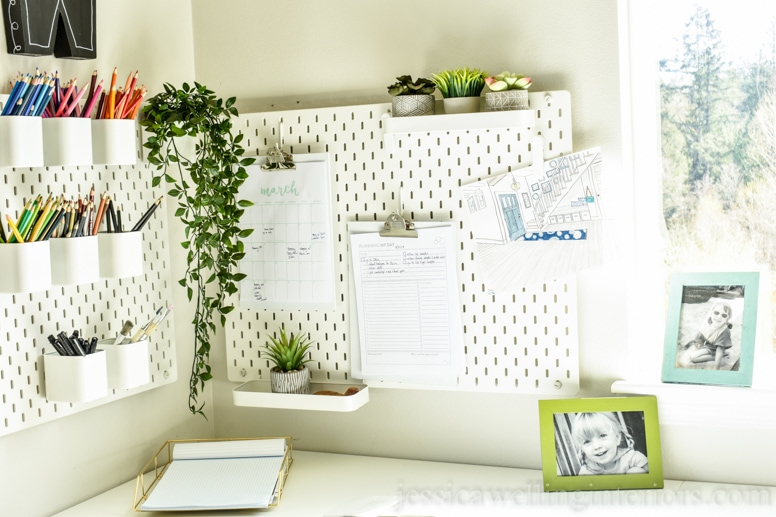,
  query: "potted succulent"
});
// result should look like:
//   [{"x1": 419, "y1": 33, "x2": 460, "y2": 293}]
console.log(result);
[
  {"x1": 484, "y1": 72, "x2": 532, "y2": 111},
  {"x1": 387, "y1": 75, "x2": 436, "y2": 117},
  {"x1": 262, "y1": 325, "x2": 315, "y2": 394},
  {"x1": 431, "y1": 67, "x2": 487, "y2": 114}
]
